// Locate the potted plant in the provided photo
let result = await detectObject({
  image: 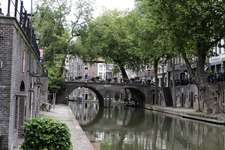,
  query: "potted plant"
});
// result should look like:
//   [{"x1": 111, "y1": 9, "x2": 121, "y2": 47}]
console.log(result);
[
  {"x1": 113, "y1": 77, "x2": 117, "y2": 83},
  {"x1": 78, "y1": 75, "x2": 82, "y2": 79},
  {"x1": 91, "y1": 77, "x2": 95, "y2": 82},
  {"x1": 96, "y1": 76, "x2": 100, "y2": 80},
  {"x1": 75, "y1": 76, "x2": 78, "y2": 80},
  {"x1": 107, "y1": 78, "x2": 111, "y2": 83}
]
